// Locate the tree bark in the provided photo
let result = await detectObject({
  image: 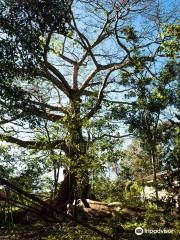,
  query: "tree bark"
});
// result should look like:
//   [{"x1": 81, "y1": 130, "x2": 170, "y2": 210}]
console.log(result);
[
  {"x1": 55, "y1": 173, "x2": 76, "y2": 208},
  {"x1": 55, "y1": 97, "x2": 90, "y2": 207},
  {"x1": 151, "y1": 151, "x2": 159, "y2": 202}
]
